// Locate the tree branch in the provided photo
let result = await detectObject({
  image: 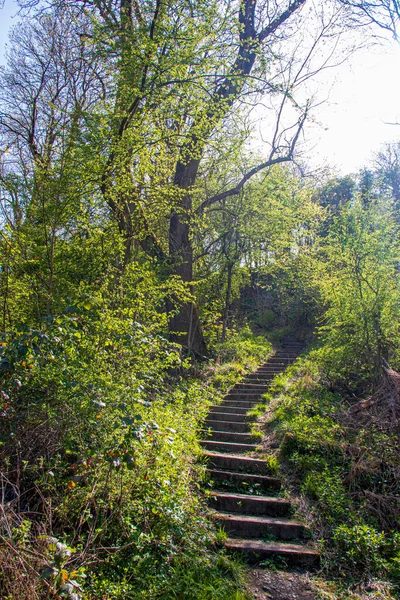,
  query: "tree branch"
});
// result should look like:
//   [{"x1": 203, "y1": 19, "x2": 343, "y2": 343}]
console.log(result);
[
  {"x1": 196, "y1": 109, "x2": 307, "y2": 214},
  {"x1": 258, "y1": 0, "x2": 306, "y2": 43}
]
